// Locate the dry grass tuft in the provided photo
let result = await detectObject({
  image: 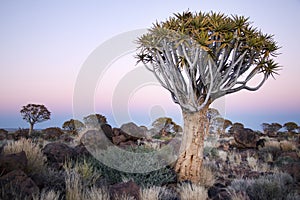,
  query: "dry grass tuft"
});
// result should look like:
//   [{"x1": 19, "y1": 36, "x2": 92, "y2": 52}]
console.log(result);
[
  {"x1": 246, "y1": 153, "x2": 258, "y2": 171},
  {"x1": 179, "y1": 183, "x2": 208, "y2": 200},
  {"x1": 65, "y1": 167, "x2": 82, "y2": 200},
  {"x1": 3, "y1": 138, "x2": 47, "y2": 173},
  {"x1": 140, "y1": 186, "x2": 162, "y2": 200},
  {"x1": 198, "y1": 165, "x2": 216, "y2": 187},
  {"x1": 33, "y1": 190, "x2": 61, "y2": 200},
  {"x1": 64, "y1": 160, "x2": 110, "y2": 200},
  {"x1": 84, "y1": 186, "x2": 110, "y2": 200}
]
